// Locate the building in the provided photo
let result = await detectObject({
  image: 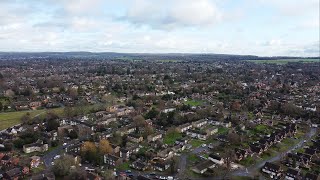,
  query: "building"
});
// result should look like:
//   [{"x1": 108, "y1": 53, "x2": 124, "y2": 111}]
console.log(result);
[
  {"x1": 261, "y1": 162, "x2": 282, "y2": 179},
  {"x1": 192, "y1": 119, "x2": 208, "y2": 128},
  {"x1": 23, "y1": 140, "x2": 48, "y2": 154},
  {"x1": 192, "y1": 160, "x2": 215, "y2": 174},
  {"x1": 104, "y1": 154, "x2": 122, "y2": 167},
  {"x1": 30, "y1": 156, "x2": 41, "y2": 169},
  {"x1": 176, "y1": 123, "x2": 192, "y2": 133},
  {"x1": 127, "y1": 134, "x2": 144, "y2": 143},
  {"x1": 284, "y1": 168, "x2": 300, "y2": 180},
  {"x1": 208, "y1": 154, "x2": 224, "y2": 165},
  {"x1": 147, "y1": 133, "x2": 163, "y2": 142}
]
